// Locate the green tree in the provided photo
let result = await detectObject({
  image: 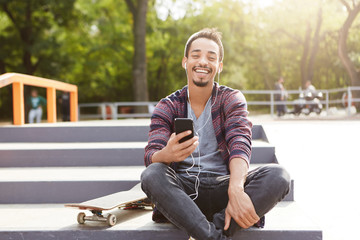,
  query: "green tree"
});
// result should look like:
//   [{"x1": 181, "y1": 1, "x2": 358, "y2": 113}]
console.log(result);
[
  {"x1": 338, "y1": 0, "x2": 360, "y2": 109},
  {"x1": 0, "y1": 0, "x2": 77, "y2": 75},
  {"x1": 0, "y1": 0, "x2": 77, "y2": 120},
  {"x1": 60, "y1": 0, "x2": 134, "y2": 103},
  {"x1": 2, "y1": 0, "x2": 360, "y2": 121}
]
